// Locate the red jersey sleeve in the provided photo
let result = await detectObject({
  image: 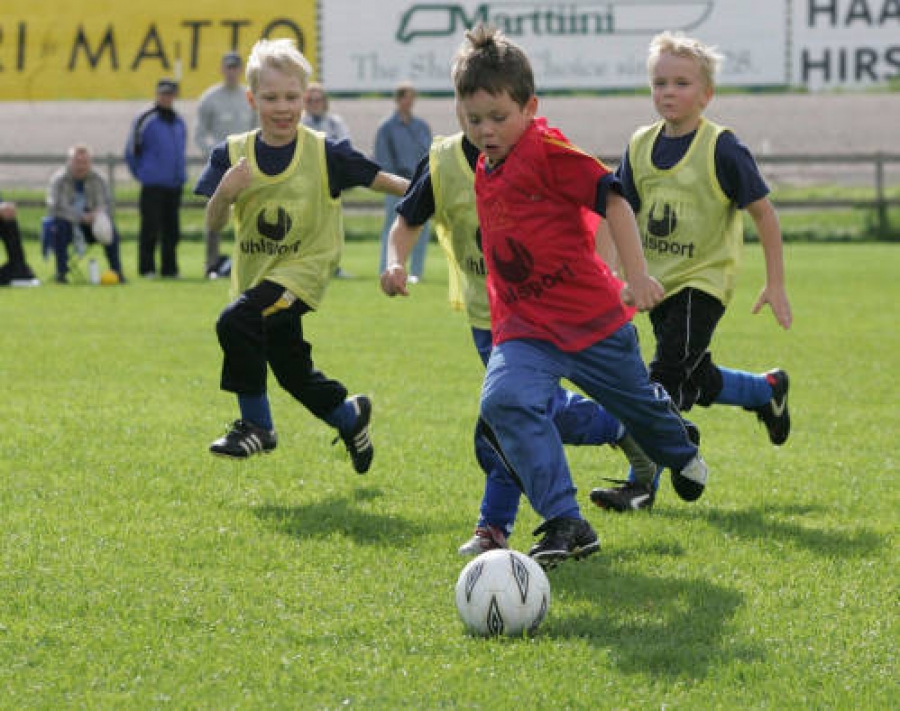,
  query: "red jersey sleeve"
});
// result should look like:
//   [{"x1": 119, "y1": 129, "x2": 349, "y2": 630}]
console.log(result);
[{"x1": 541, "y1": 131, "x2": 612, "y2": 210}]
